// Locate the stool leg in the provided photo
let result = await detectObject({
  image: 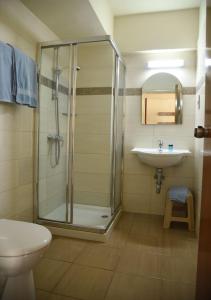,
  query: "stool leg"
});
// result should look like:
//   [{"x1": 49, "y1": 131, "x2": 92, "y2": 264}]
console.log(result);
[
  {"x1": 187, "y1": 195, "x2": 194, "y2": 231},
  {"x1": 163, "y1": 199, "x2": 173, "y2": 229}
]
